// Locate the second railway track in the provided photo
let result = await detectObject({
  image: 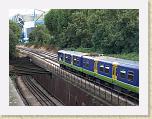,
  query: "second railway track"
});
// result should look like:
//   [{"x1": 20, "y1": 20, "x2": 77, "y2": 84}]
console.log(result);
[
  {"x1": 22, "y1": 75, "x2": 57, "y2": 106},
  {"x1": 10, "y1": 56, "x2": 63, "y2": 106}
]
